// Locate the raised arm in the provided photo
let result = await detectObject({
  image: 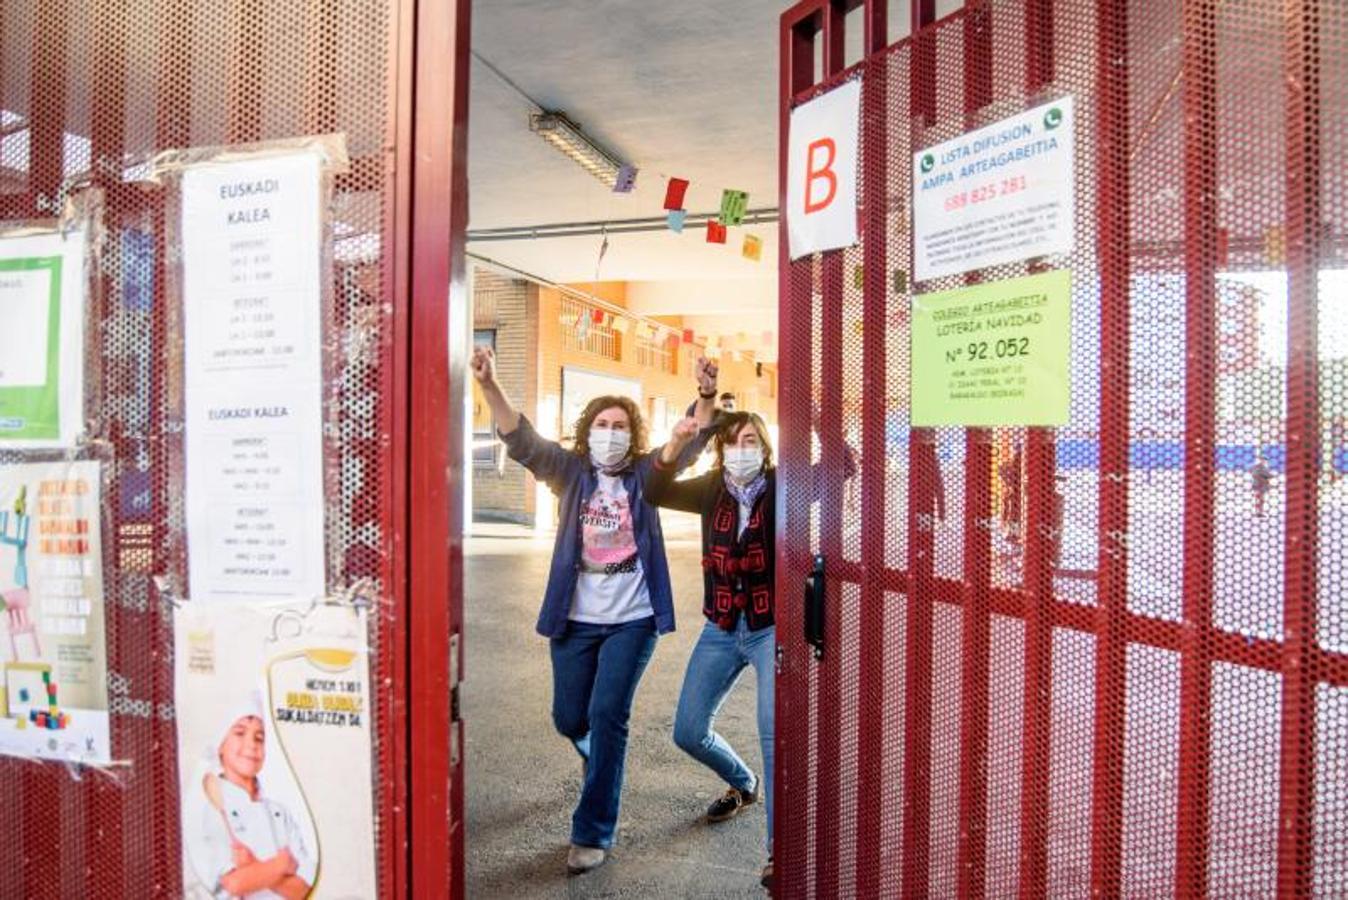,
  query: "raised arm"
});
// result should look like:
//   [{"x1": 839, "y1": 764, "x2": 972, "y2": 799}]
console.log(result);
[
  {"x1": 692, "y1": 356, "x2": 719, "y2": 428},
  {"x1": 471, "y1": 345, "x2": 520, "y2": 435},
  {"x1": 659, "y1": 416, "x2": 702, "y2": 467},
  {"x1": 471, "y1": 344, "x2": 575, "y2": 485},
  {"x1": 648, "y1": 417, "x2": 715, "y2": 513}
]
